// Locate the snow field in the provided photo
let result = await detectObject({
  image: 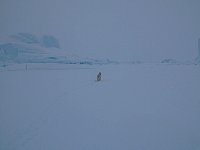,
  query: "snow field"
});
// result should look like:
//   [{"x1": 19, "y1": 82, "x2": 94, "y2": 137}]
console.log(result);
[{"x1": 0, "y1": 64, "x2": 200, "y2": 150}]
